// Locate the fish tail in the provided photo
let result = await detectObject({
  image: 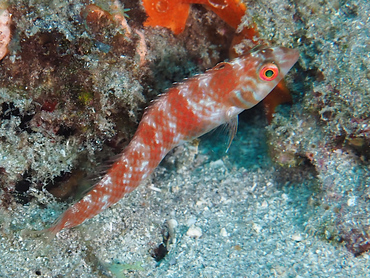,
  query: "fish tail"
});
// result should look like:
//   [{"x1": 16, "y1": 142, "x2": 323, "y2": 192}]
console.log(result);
[
  {"x1": 46, "y1": 142, "x2": 158, "y2": 234},
  {"x1": 48, "y1": 177, "x2": 124, "y2": 234}
]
